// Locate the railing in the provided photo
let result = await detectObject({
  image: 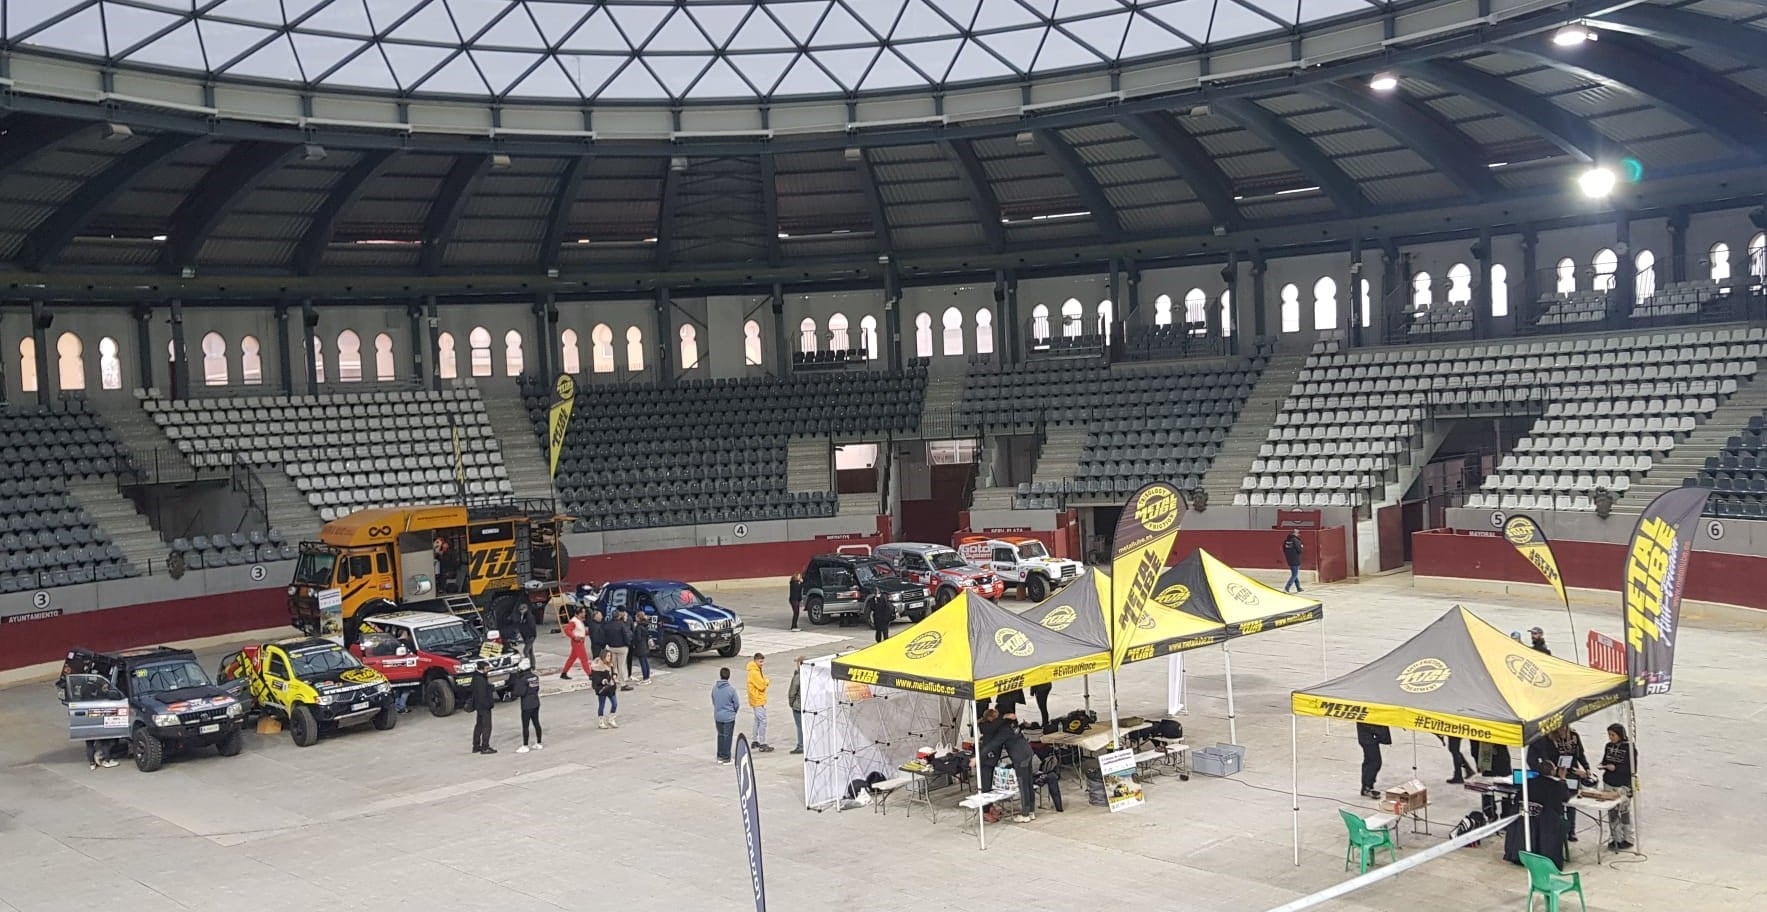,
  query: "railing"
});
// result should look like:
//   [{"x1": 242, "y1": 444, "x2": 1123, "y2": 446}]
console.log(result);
[{"x1": 229, "y1": 460, "x2": 270, "y2": 532}]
